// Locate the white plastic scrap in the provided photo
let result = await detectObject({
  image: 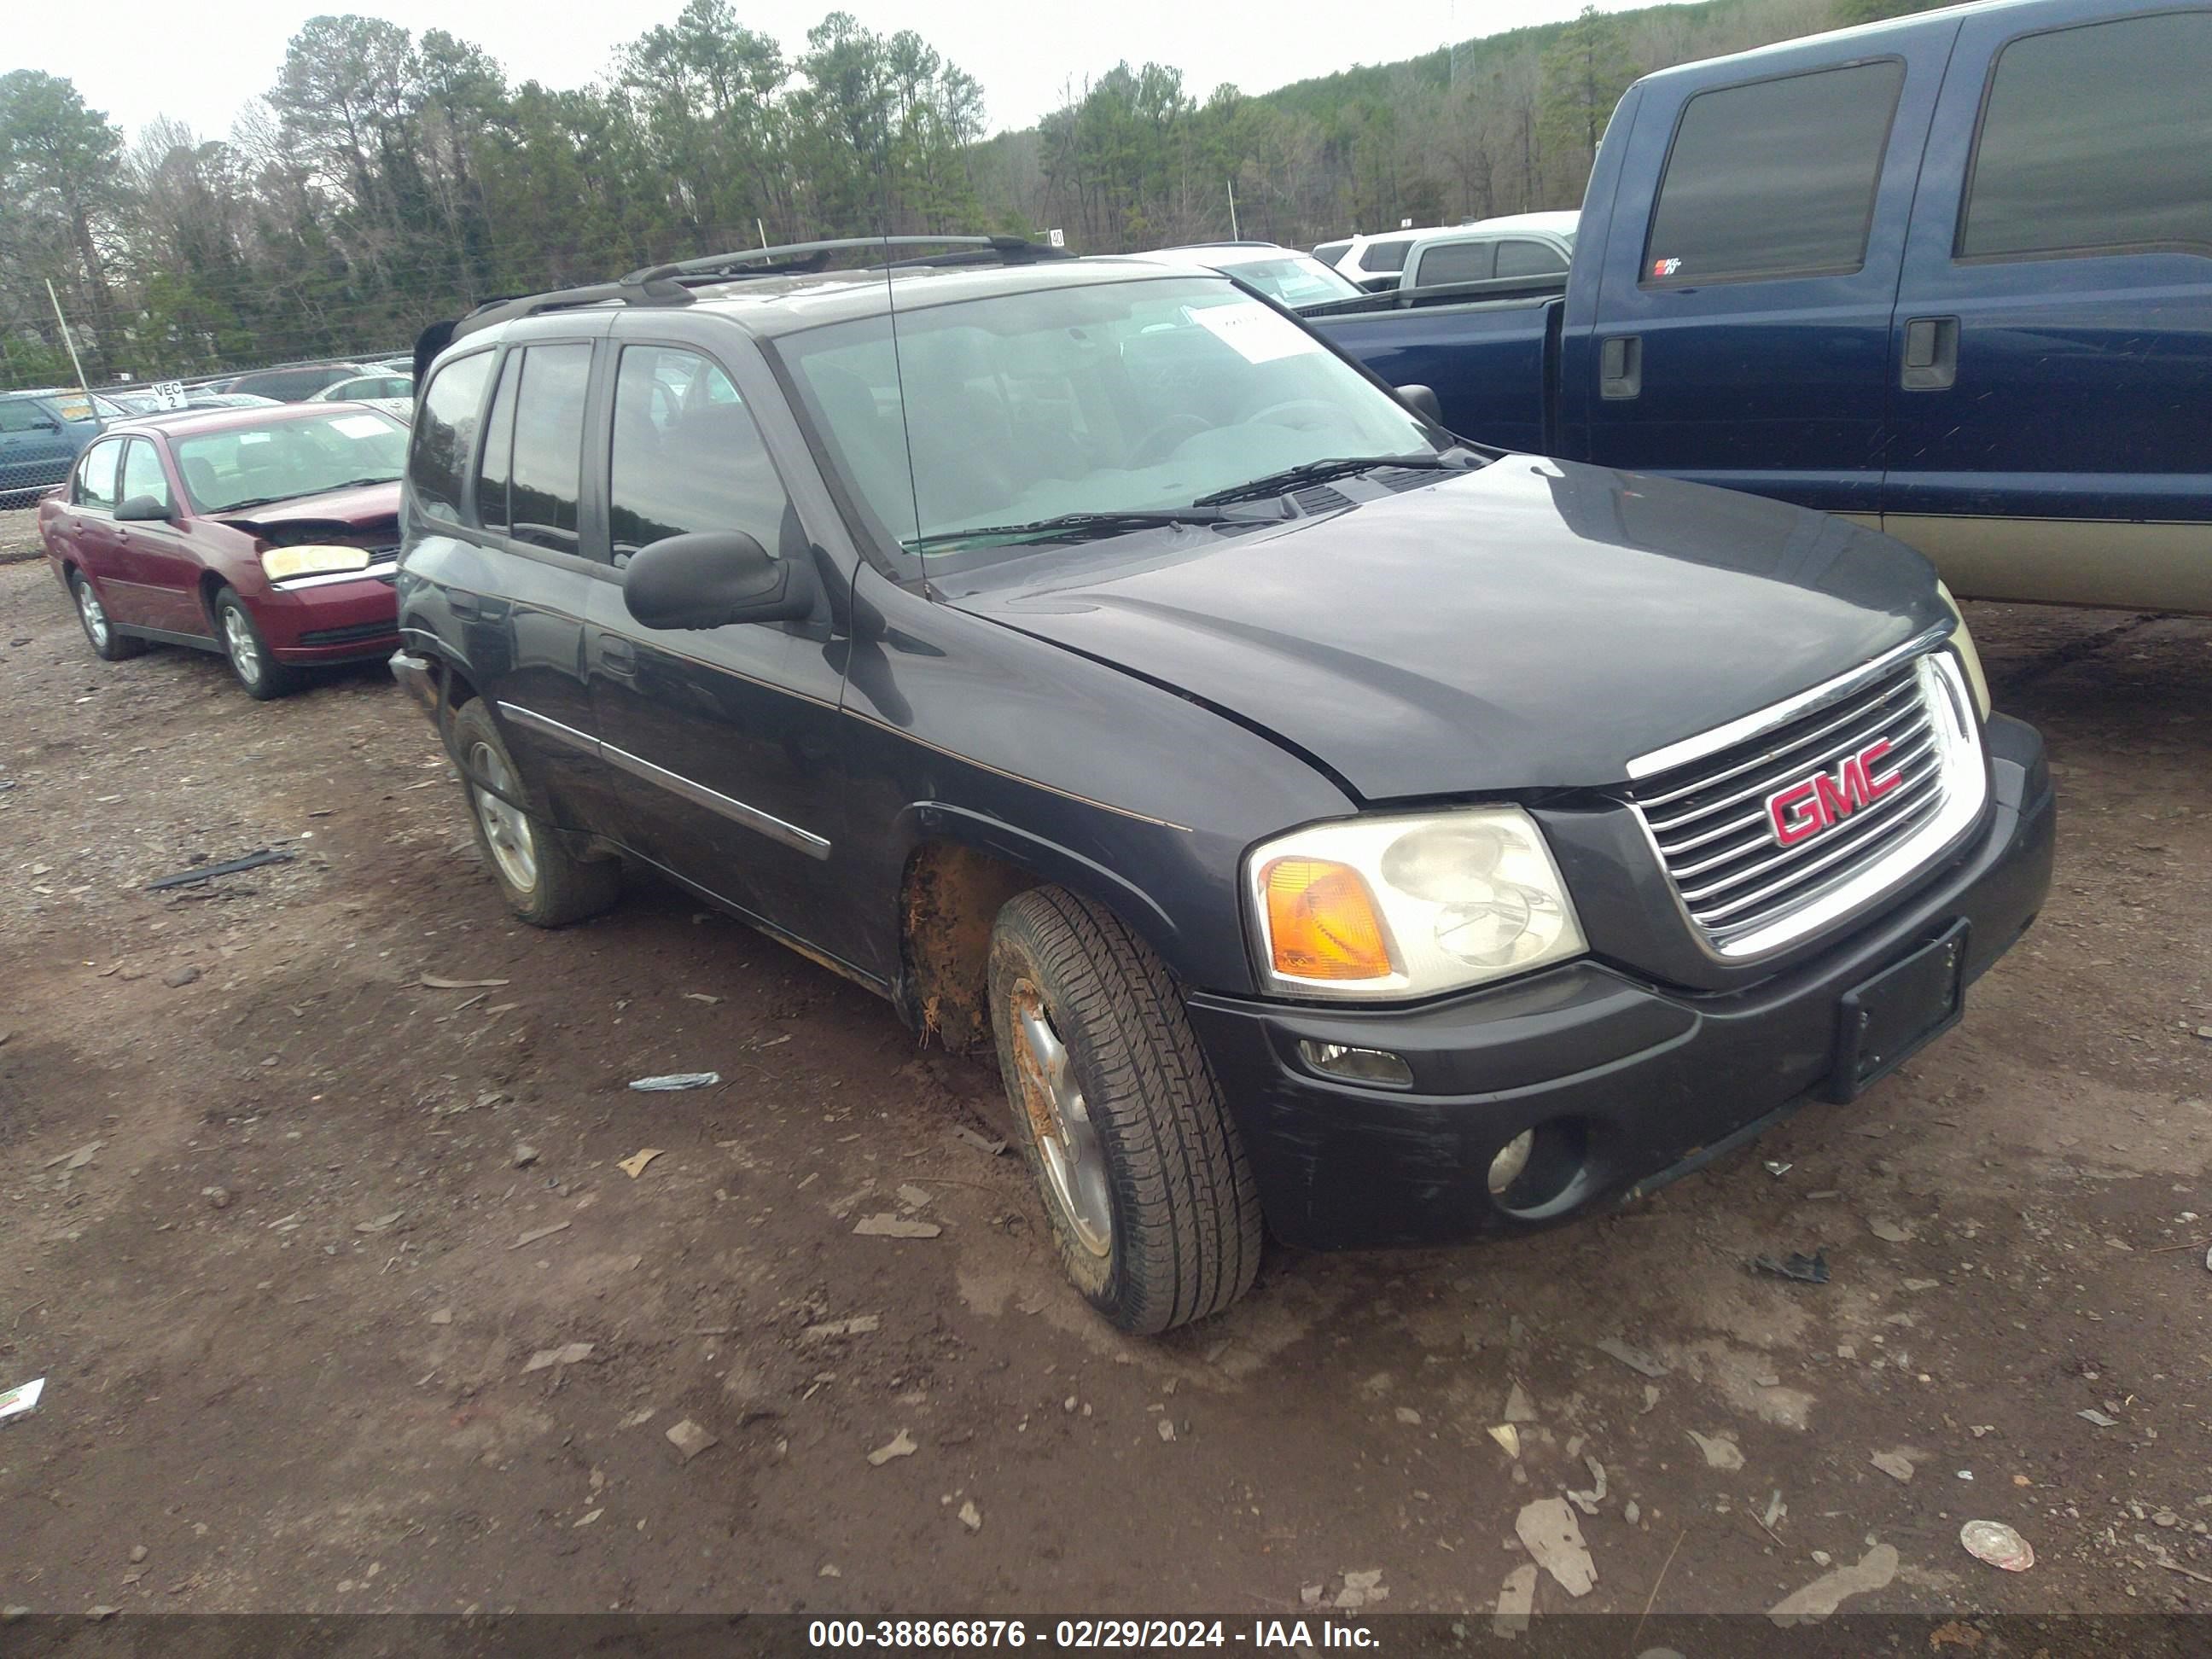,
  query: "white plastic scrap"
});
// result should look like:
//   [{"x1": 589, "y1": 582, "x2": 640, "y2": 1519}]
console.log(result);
[
  {"x1": 630, "y1": 1073, "x2": 721, "y2": 1092},
  {"x1": 0, "y1": 1377, "x2": 44, "y2": 1424}
]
